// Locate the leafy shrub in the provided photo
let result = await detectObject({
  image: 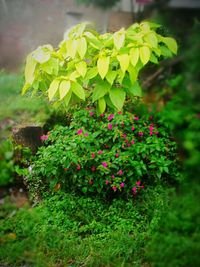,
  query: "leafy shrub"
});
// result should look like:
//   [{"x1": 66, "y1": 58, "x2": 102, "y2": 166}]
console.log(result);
[
  {"x1": 28, "y1": 108, "x2": 179, "y2": 198},
  {"x1": 22, "y1": 21, "x2": 177, "y2": 113}
]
